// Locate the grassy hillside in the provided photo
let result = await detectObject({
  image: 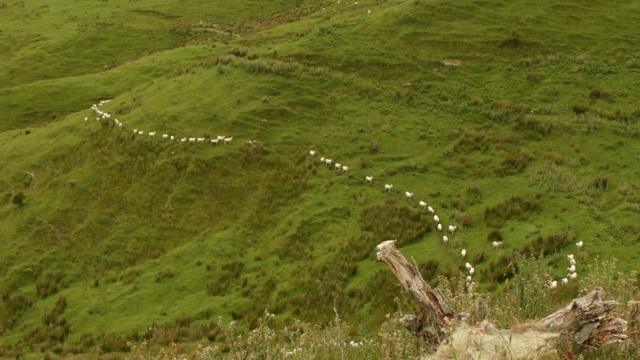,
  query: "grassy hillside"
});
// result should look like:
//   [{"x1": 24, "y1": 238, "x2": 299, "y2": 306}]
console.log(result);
[{"x1": 1, "y1": 0, "x2": 639, "y2": 357}]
